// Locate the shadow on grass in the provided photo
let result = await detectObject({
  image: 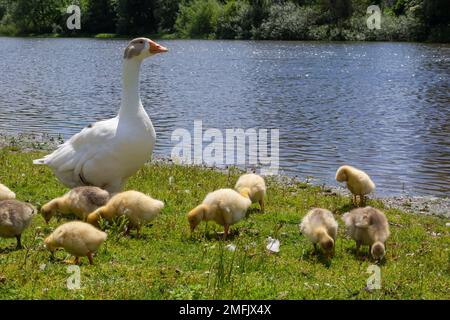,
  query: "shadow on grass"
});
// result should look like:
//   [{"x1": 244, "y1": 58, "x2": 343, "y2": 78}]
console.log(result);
[
  {"x1": 245, "y1": 207, "x2": 263, "y2": 218},
  {"x1": 203, "y1": 229, "x2": 240, "y2": 241},
  {"x1": 184, "y1": 228, "x2": 241, "y2": 242},
  {"x1": 301, "y1": 247, "x2": 333, "y2": 268},
  {"x1": 335, "y1": 203, "x2": 355, "y2": 215},
  {"x1": 0, "y1": 246, "x2": 21, "y2": 254},
  {"x1": 345, "y1": 246, "x2": 387, "y2": 265}
]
